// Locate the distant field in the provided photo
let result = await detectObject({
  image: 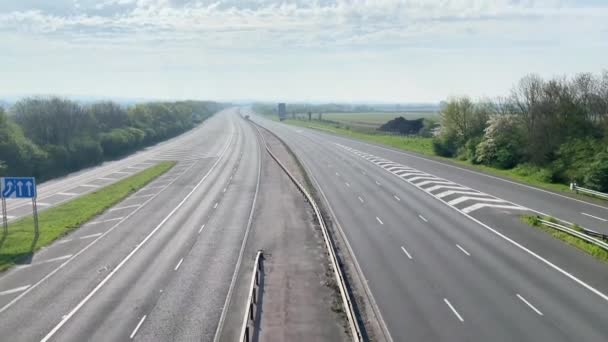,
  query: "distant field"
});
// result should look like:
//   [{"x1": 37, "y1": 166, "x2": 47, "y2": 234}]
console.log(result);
[{"x1": 323, "y1": 111, "x2": 439, "y2": 128}]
